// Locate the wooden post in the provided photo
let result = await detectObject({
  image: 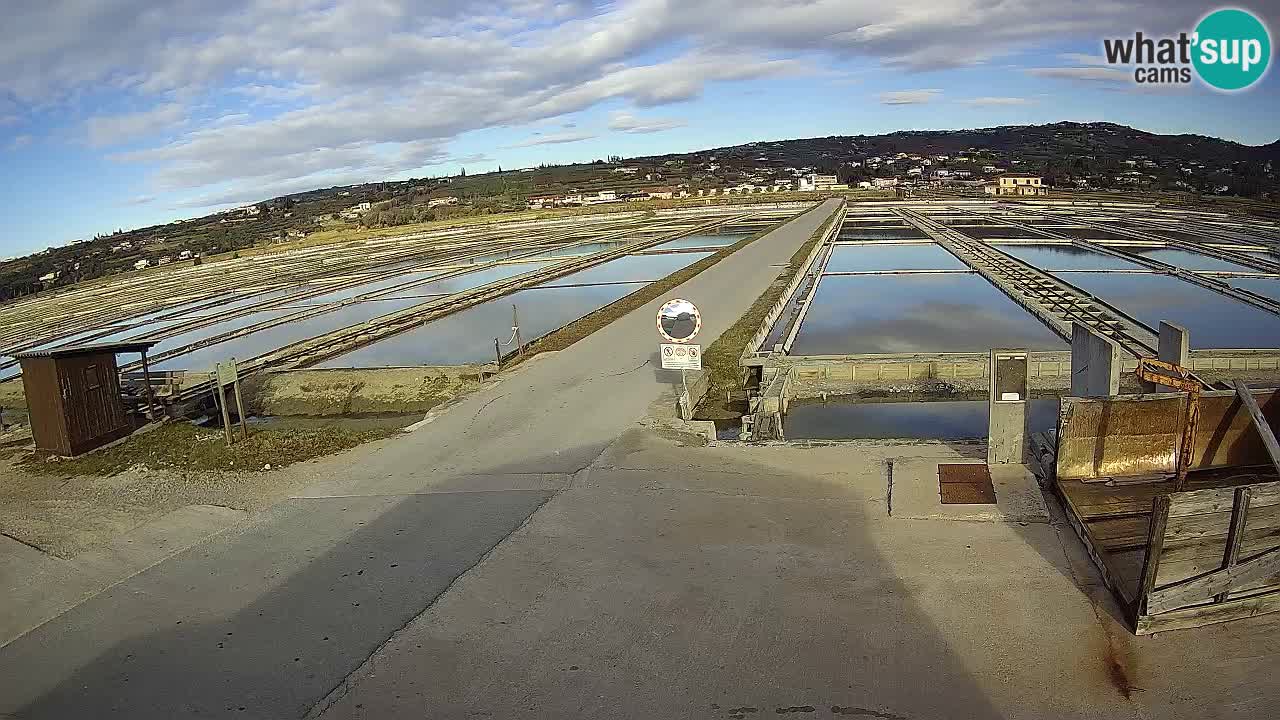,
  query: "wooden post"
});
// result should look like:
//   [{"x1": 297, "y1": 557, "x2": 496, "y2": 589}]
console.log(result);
[
  {"x1": 495, "y1": 338, "x2": 502, "y2": 368},
  {"x1": 1136, "y1": 494, "x2": 1171, "y2": 619},
  {"x1": 139, "y1": 349, "x2": 158, "y2": 420},
  {"x1": 1231, "y1": 380, "x2": 1280, "y2": 476},
  {"x1": 512, "y1": 304, "x2": 523, "y2": 356},
  {"x1": 230, "y1": 358, "x2": 249, "y2": 441},
  {"x1": 213, "y1": 364, "x2": 233, "y2": 446},
  {"x1": 1216, "y1": 487, "x2": 1252, "y2": 603}
]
